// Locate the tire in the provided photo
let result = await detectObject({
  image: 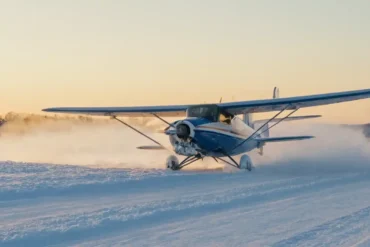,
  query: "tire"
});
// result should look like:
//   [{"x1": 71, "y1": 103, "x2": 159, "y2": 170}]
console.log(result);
[
  {"x1": 240, "y1": 154, "x2": 253, "y2": 171},
  {"x1": 166, "y1": 155, "x2": 179, "y2": 170}
]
